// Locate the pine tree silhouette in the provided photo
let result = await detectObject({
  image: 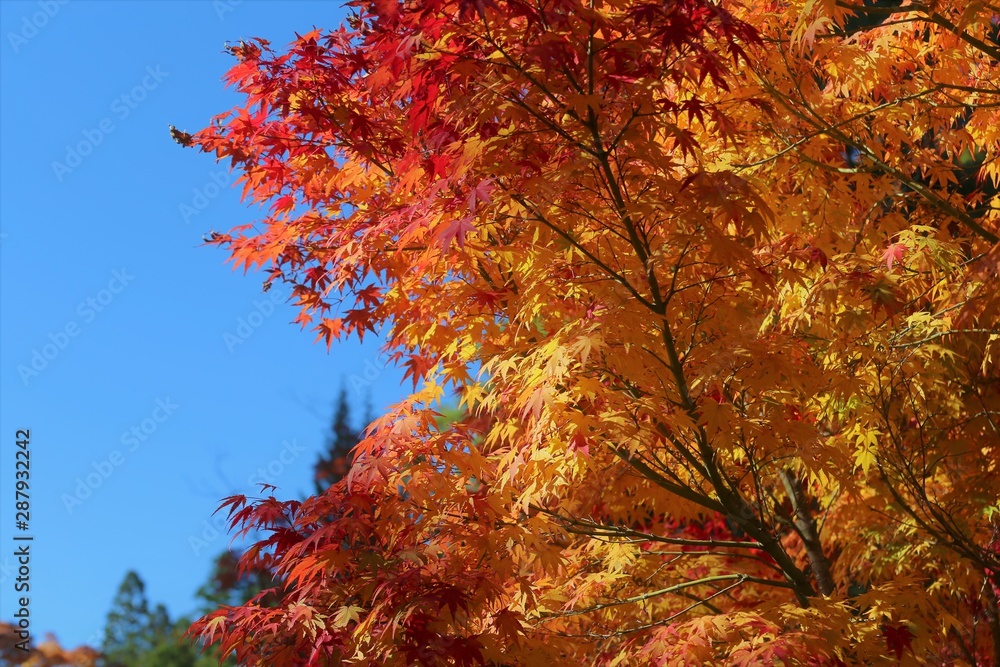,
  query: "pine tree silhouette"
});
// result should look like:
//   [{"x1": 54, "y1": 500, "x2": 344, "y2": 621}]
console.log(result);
[{"x1": 313, "y1": 386, "x2": 367, "y2": 492}]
